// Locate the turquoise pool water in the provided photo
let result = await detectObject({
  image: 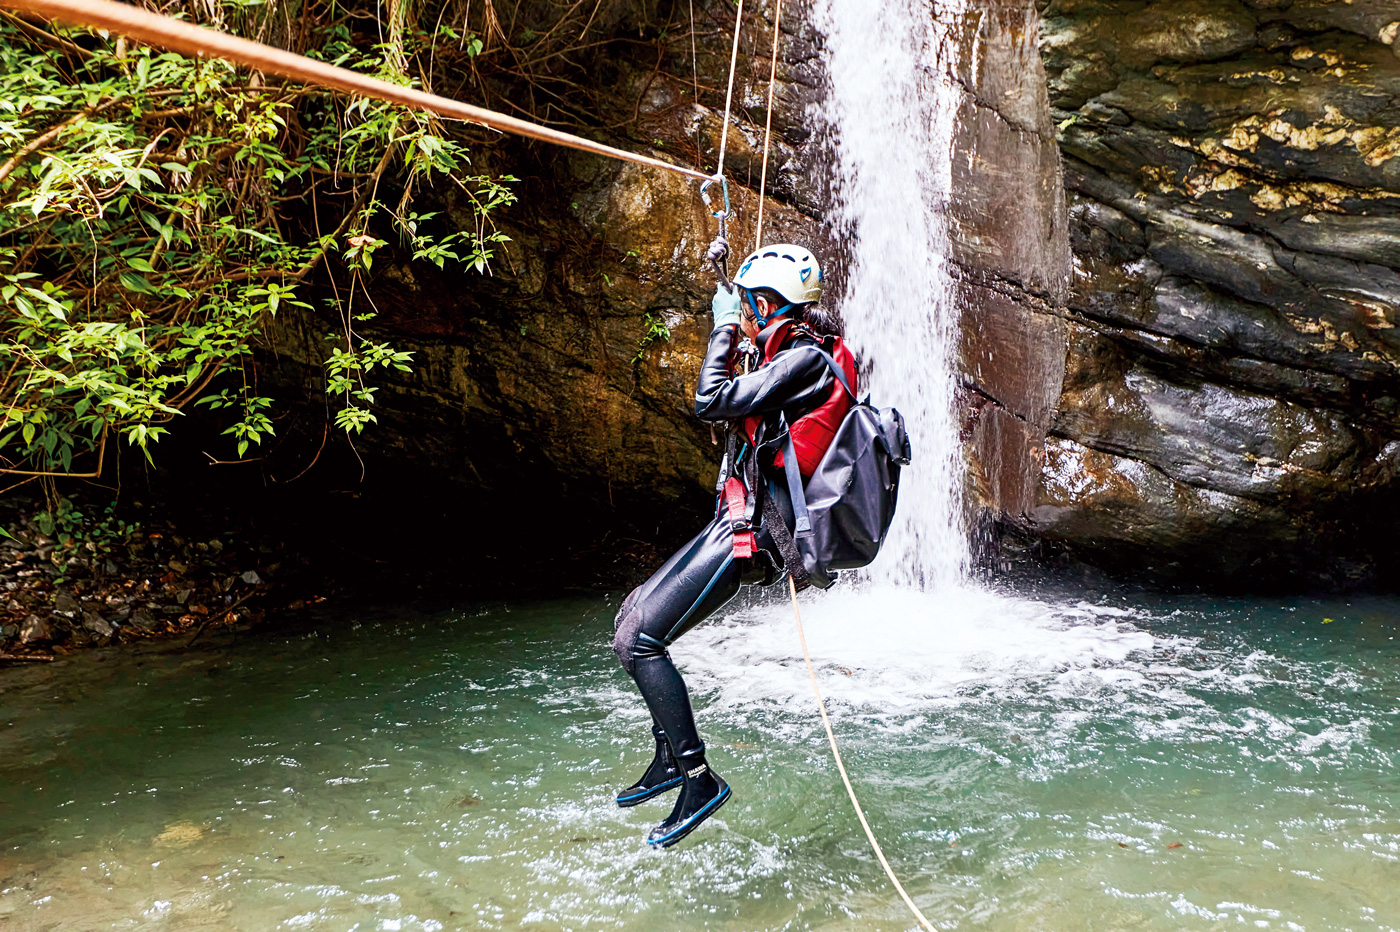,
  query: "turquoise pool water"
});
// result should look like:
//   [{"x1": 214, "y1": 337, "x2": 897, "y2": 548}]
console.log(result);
[{"x1": 1, "y1": 583, "x2": 1396, "y2": 930}]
